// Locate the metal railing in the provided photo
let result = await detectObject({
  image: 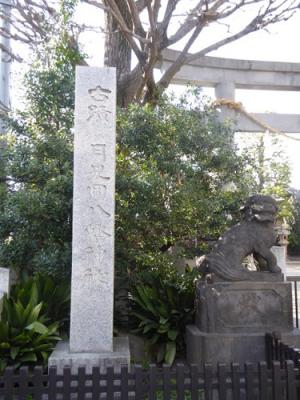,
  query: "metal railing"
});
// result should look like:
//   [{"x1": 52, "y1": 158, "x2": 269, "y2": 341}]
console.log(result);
[{"x1": 266, "y1": 332, "x2": 300, "y2": 367}]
